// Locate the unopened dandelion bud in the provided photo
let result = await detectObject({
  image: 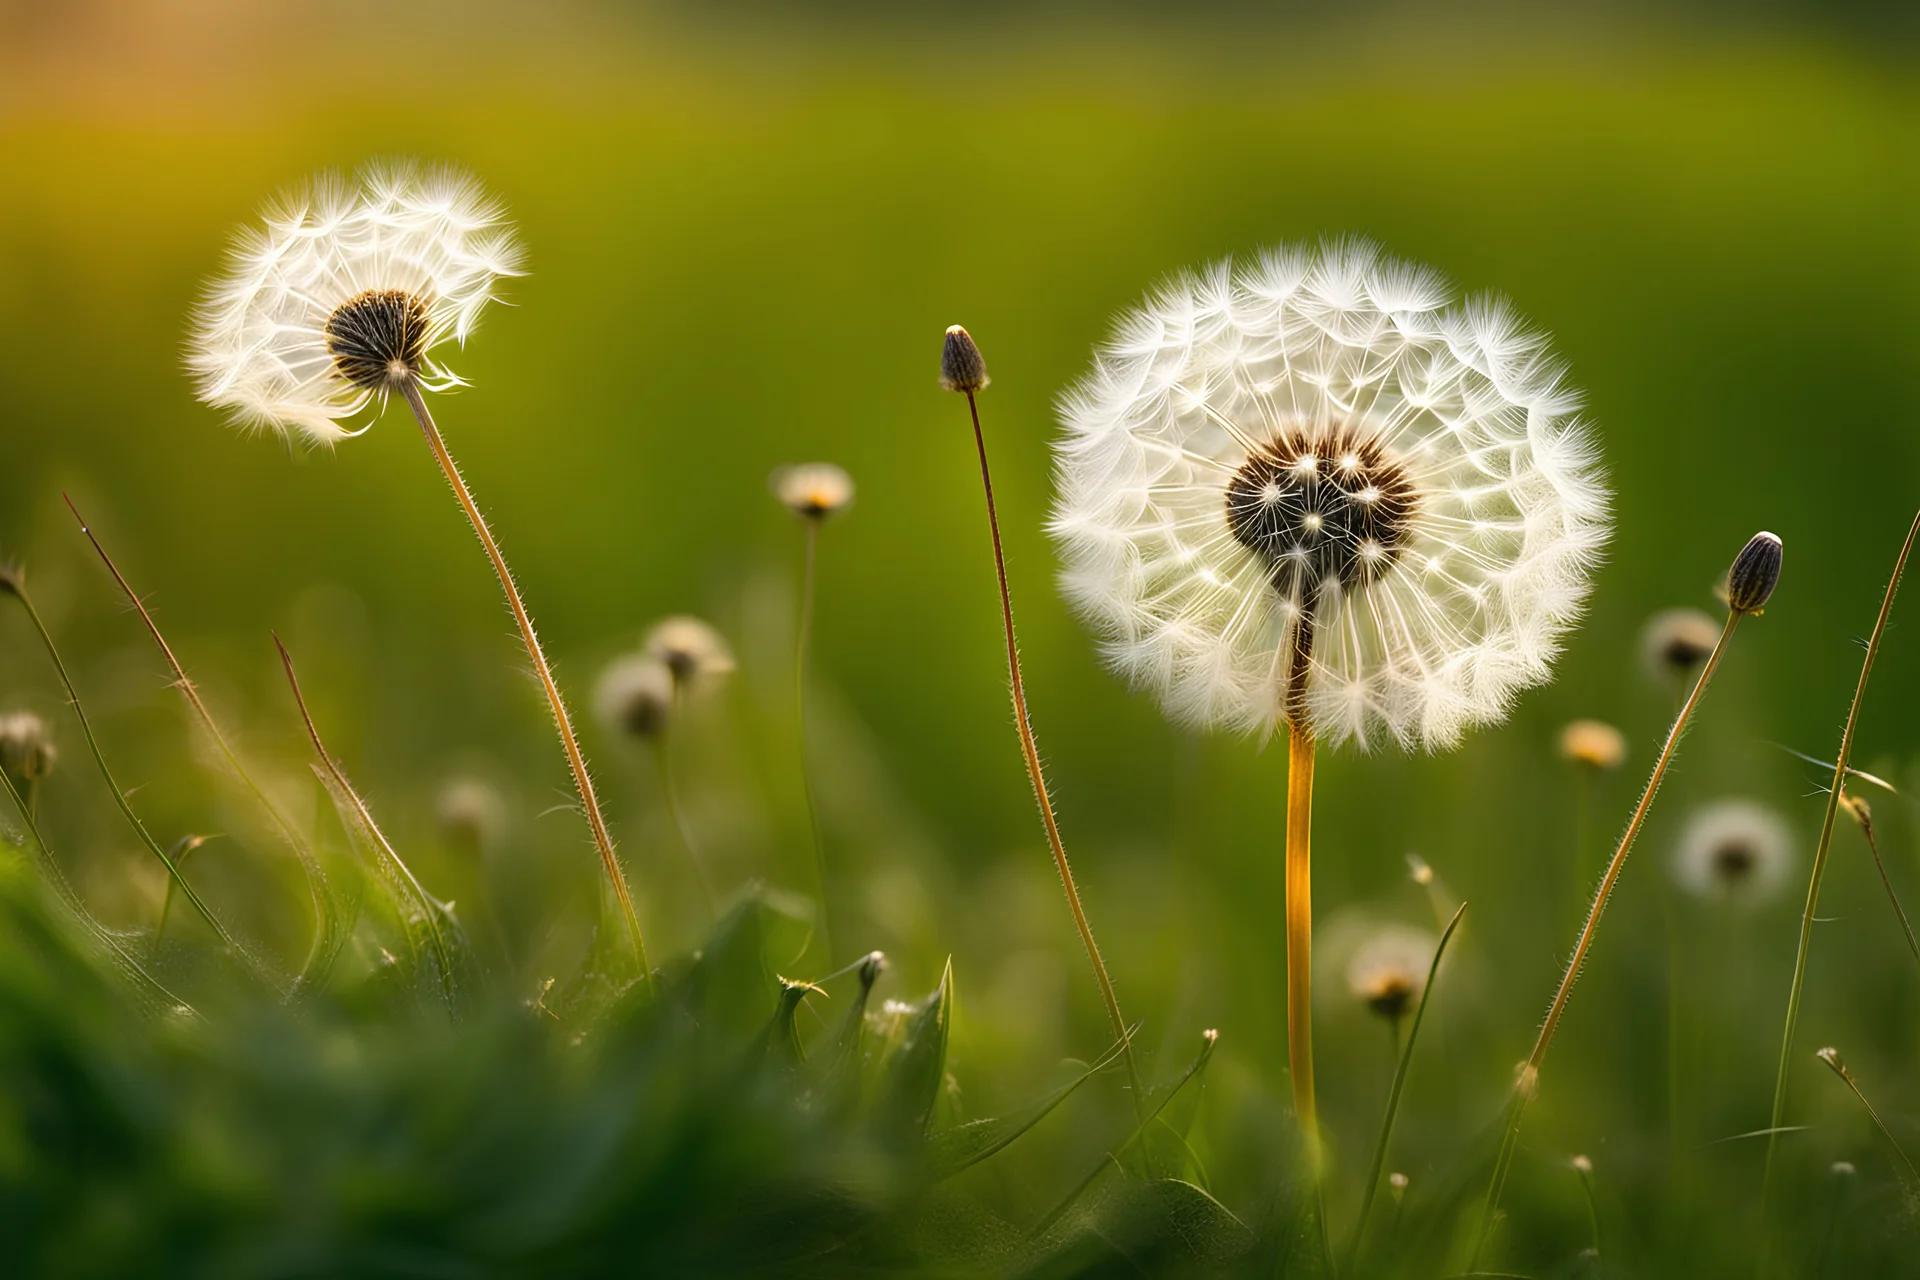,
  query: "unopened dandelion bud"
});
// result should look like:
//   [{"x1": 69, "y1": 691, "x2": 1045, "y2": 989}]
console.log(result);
[
  {"x1": 0, "y1": 711, "x2": 56, "y2": 780},
  {"x1": 856, "y1": 950, "x2": 888, "y2": 992},
  {"x1": 939, "y1": 324, "x2": 989, "y2": 393},
  {"x1": 1726, "y1": 531, "x2": 1783, "y2": 615},
  {"x1": 1559, "y1": 719, "x2": 1626, "y2": 771}
]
